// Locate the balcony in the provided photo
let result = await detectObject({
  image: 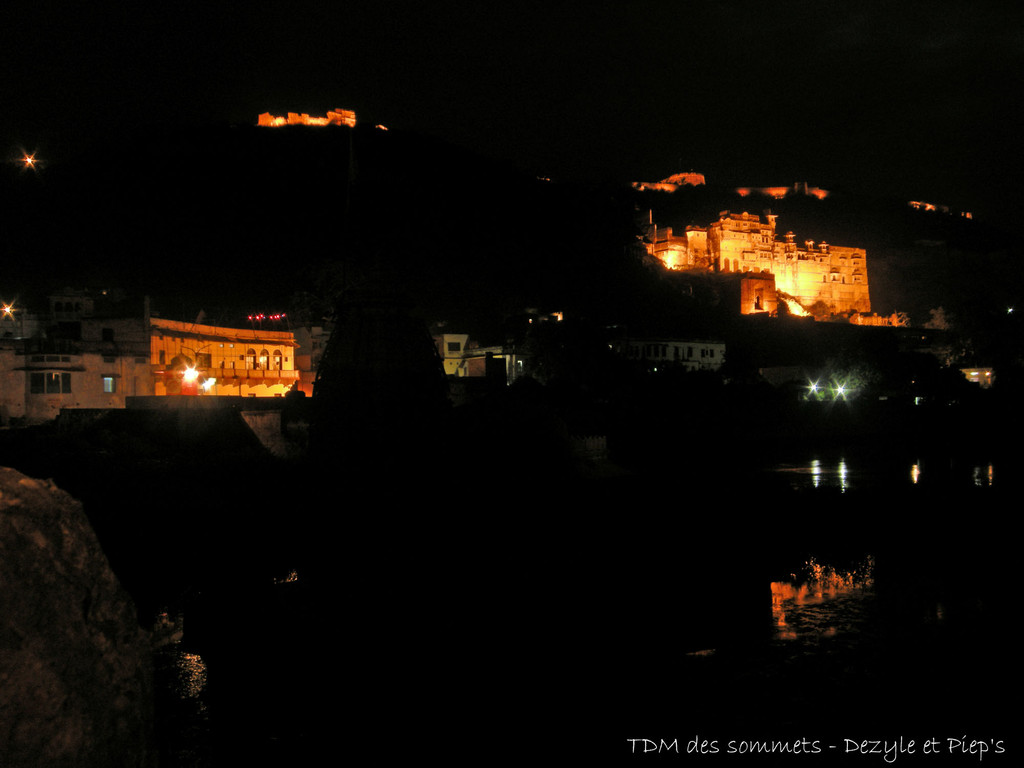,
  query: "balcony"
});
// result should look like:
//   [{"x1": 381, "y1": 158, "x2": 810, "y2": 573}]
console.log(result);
[{"x1": 206, "y1": 367, "x2": 299, "y2": 383}]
